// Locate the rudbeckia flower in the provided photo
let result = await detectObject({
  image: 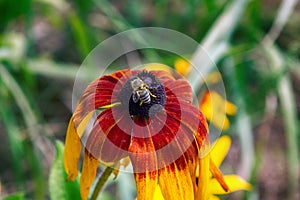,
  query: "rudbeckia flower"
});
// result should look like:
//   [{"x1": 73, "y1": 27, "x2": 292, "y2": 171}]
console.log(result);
[
  {"x1": 200, "y1": 91, "x2": 237, "y2": 131},
  {"x1": 153, "y1": 136, "x2": 252, "y2": 200},
  {"x1": 64, "y1": 69, "x2": 209, "y2": 200}
]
